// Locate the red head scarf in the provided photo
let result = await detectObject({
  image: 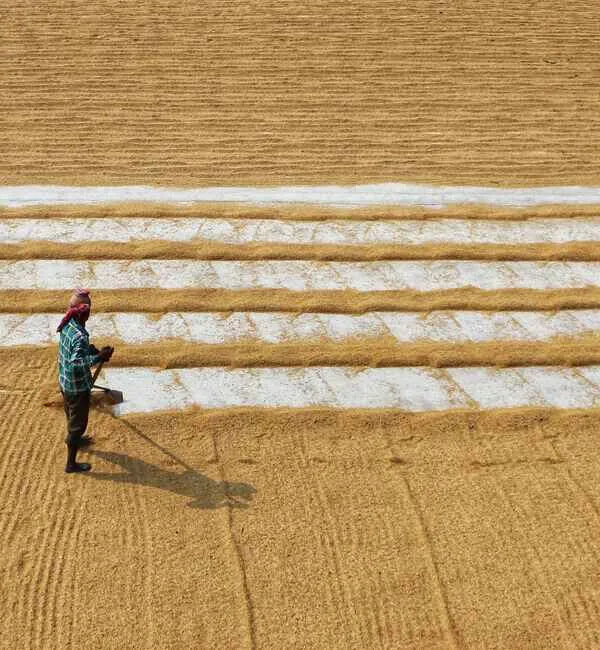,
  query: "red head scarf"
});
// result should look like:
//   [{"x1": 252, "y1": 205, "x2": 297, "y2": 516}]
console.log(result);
[{"x1": 57, "y1": 289, "x2": 91, "y2": 332}]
